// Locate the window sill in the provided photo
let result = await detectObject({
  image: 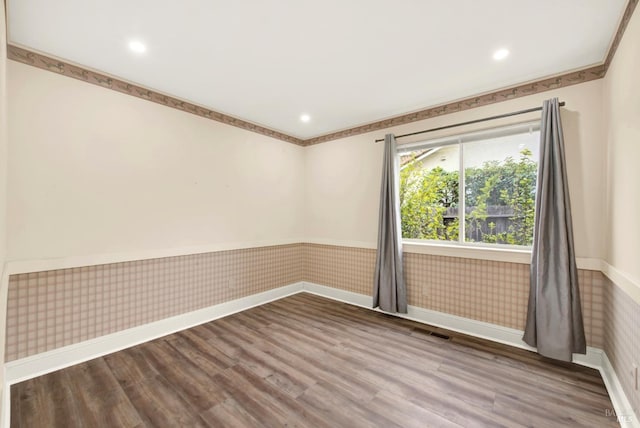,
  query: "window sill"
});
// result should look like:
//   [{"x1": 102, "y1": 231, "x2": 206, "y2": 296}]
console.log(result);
[{"x1": 402, "y1": 240, "x2": 531, "y2": 264}]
